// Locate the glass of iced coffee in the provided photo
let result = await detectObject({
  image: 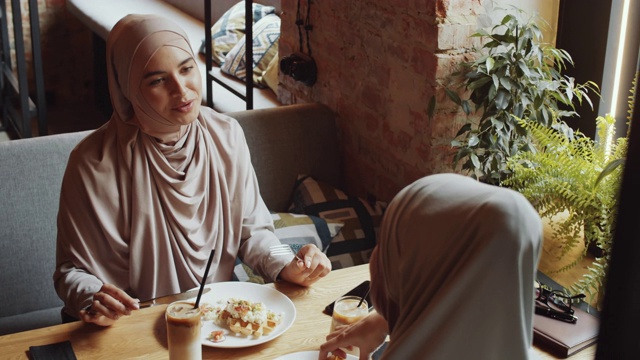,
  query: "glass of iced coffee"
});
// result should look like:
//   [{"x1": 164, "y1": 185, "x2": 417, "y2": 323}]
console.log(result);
[
  {"x1": 166, "y1": 301, "x2": 202, "y2": 360},
  {"x1": 330, "y1": 295, "x2": 369, "y2": 356}
]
